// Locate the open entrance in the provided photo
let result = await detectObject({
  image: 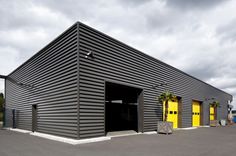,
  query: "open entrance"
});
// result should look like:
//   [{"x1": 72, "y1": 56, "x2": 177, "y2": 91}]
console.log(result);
[
  {"x1": 105, "y1": 82, "x2": 143, "y2": 134},
  {"x1": 32, "y1": 104, "x2": 37, "y2": 132}
]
